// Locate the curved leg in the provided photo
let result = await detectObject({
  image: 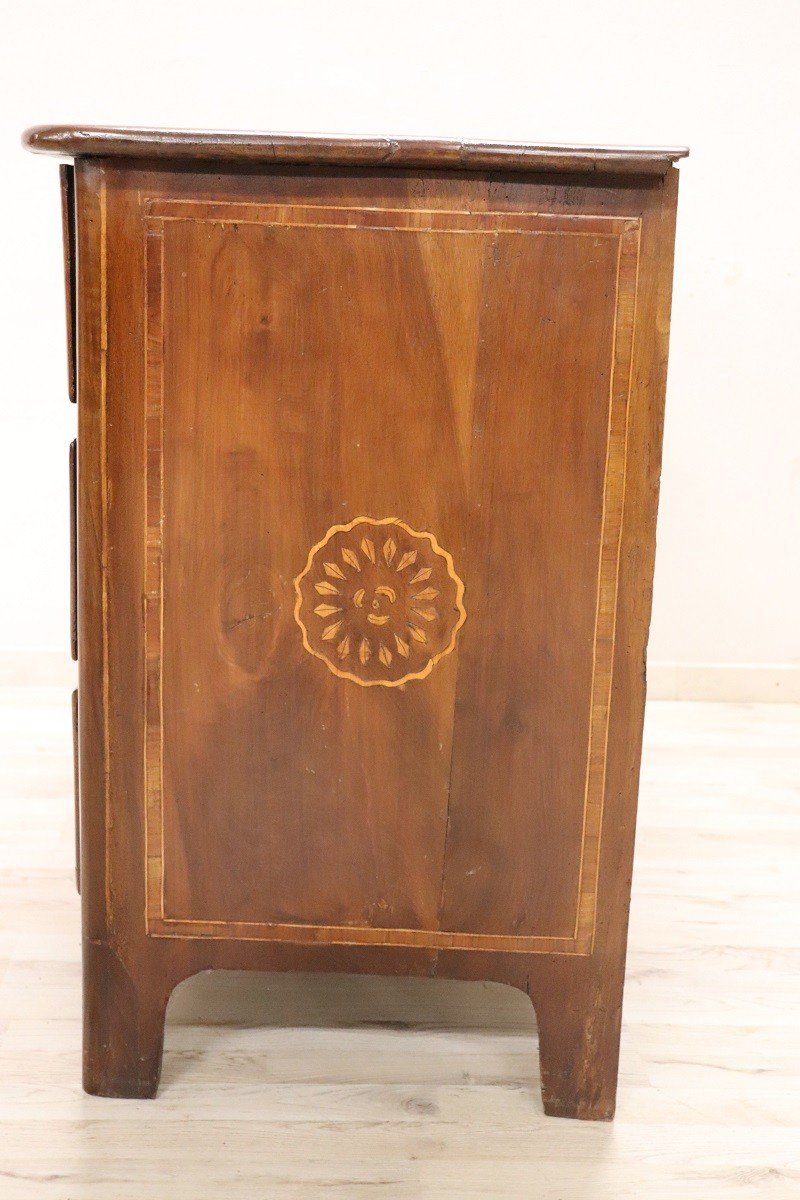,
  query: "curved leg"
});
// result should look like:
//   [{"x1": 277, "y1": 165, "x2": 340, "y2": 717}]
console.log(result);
[
  {"x1": 83, "y1": 939, "x2": 169, "y2": 1098},
  {"x1": 531, "y1": 964, "x2": 623, "y2": 1121}
]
